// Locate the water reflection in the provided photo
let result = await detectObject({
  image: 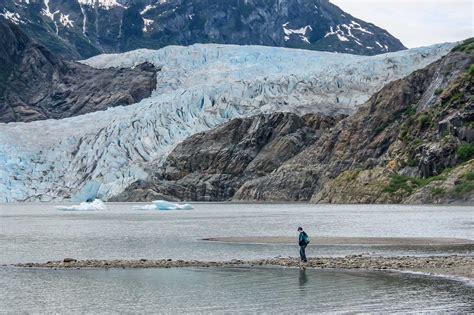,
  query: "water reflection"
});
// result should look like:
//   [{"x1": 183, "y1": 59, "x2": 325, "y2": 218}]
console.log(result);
[
  {"x1": 299, "y1": 268, "x2": 308, "y2": 287},
  {"x1": 1, "y1": 267, "x2": 472, "y2": 313}
]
